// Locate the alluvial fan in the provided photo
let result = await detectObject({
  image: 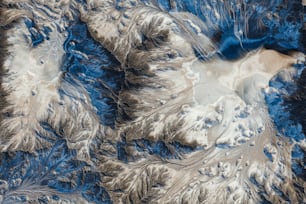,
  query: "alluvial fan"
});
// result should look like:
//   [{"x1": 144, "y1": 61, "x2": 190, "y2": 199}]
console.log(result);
[{"x1": 0, "y1": 0, "x2": 305, "y2": 203}]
